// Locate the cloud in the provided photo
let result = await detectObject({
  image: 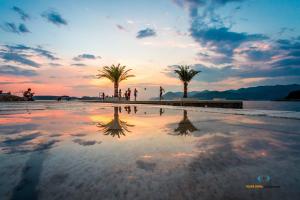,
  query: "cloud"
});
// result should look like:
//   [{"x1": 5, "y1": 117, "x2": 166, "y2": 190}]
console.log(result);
[
  {"x1": 0, "y1": 52, "x2": 40, "y2": 67},
  {"x1": 41, "y1": 10, "x2": 68, "y2": 26},
  {"x1": 238, "y1": 48, "x2": 275, "y2": 62},
  {"x1": 33, "y1": 45, "x2": 58, "y2": 60},
  {"x1": 171, "y1": 0, "x2": 300, "y2": 88},
  {"x1": 48, "y1": 63, "x2": 62, "y2": 67},
  {"x1": 82, "y1": 75, "x2": 96, "y2": 79},
  {"x1": 116, "y1": 24, "x2": 126, "y2": 31},
  {"x1": 18, "y1": 24, "x2": 30, "y2": 33},
  {"x1": 2, "y1": 44, "x2": 58, "y2": 63},
  {"x1": 12, "y1": 6, "x2": 30, "y2": 21},
  {"x1": 190, "y1": 21, "x2": 267, "y2": 63},
  {"x1": 73, "y1": 54, "x2": 100, "y2": 61},
  {"x1": 0, "y1": 65, "x2": 38, "y2": 76},
  {"x1": 71, "y1": 63, "x2": 87, "y2": 67},
  {"x1": 164, "y1": 60, "x2": 300, "y2": 83},
  {"x1": 173, "y1": 0, "x2": 265, "y2": 64},
  {"x1": 1, "y1": 23, "x2": 30, "y2": 34},
  {"x1": 1, "y1": 23, "x2": 19, "y2": 34},
  {"x1": 136, "y1": 28, "x2": 156, "y2": 39}
]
